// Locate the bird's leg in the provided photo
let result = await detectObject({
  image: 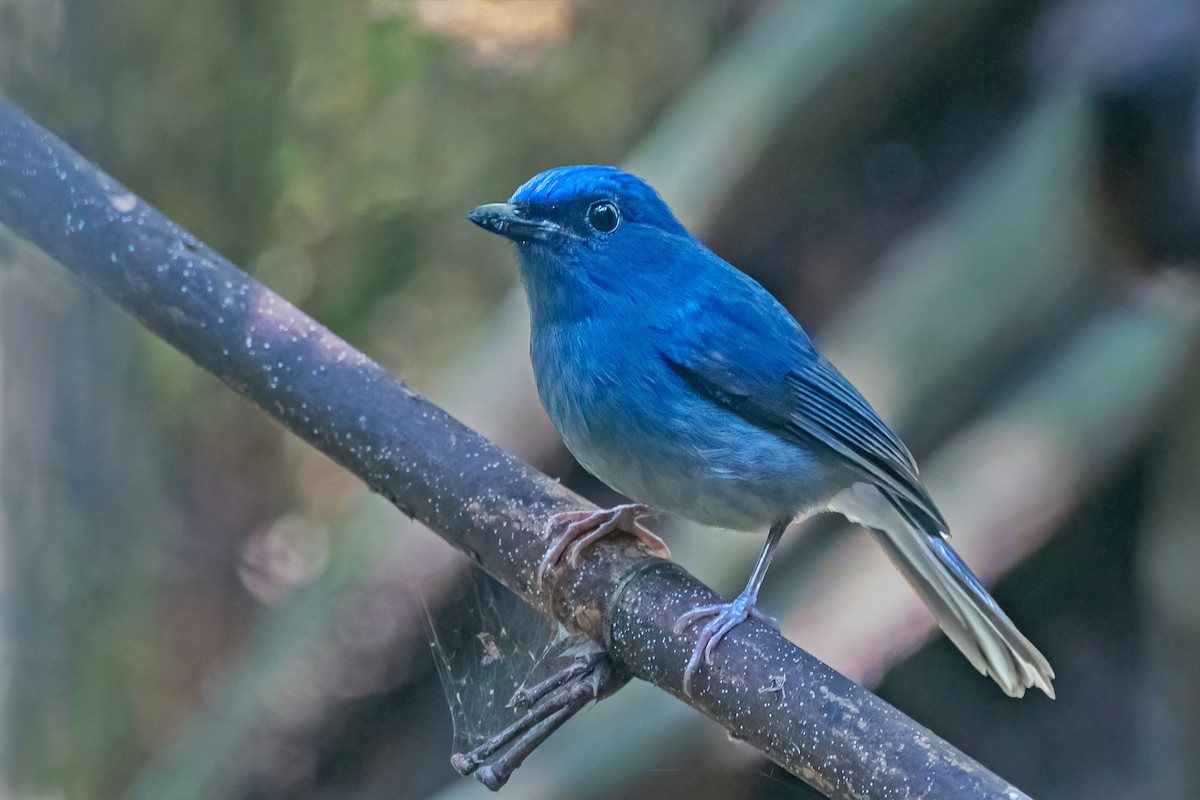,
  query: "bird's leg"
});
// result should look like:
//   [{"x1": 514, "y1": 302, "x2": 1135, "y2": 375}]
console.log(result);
[
  {"x1": 674, "y1": 520, "x2": 788, "y2": 695},
  {"x1": 537, "y1": 503, "x2": 669, "y2": 583}
]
